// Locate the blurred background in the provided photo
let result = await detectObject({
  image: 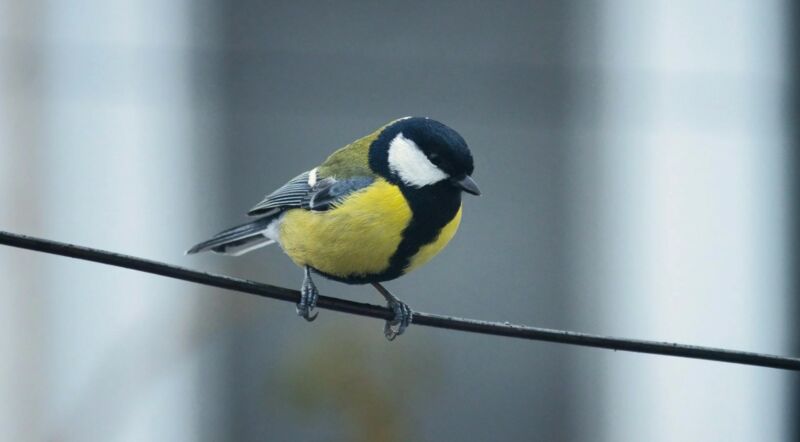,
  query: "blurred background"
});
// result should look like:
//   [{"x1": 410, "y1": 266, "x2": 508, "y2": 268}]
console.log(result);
[{"x1": 1, "y1": 0, "x2": 797, "y2": 440}]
